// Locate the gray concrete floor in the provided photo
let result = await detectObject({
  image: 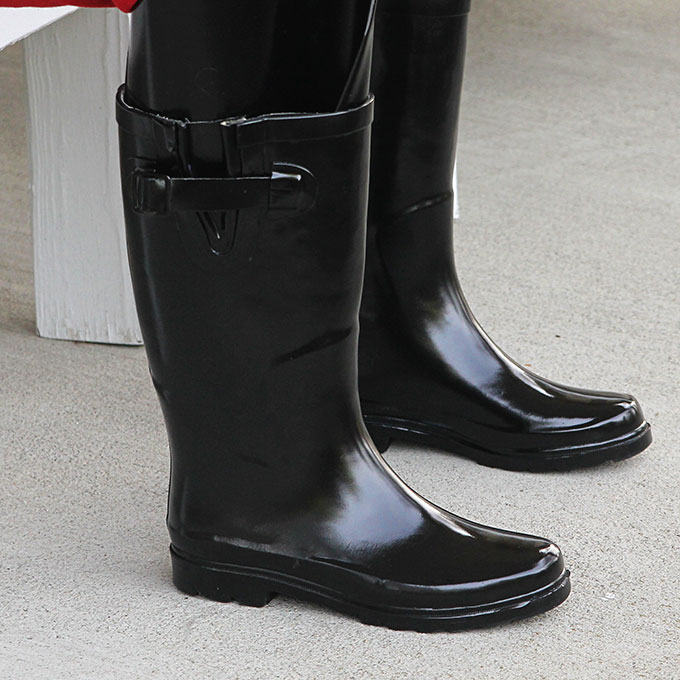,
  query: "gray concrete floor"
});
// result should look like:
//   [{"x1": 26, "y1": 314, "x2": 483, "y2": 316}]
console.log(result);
[{"x1": 1, "y1": 2, "x2": 679, "y2": 678}]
